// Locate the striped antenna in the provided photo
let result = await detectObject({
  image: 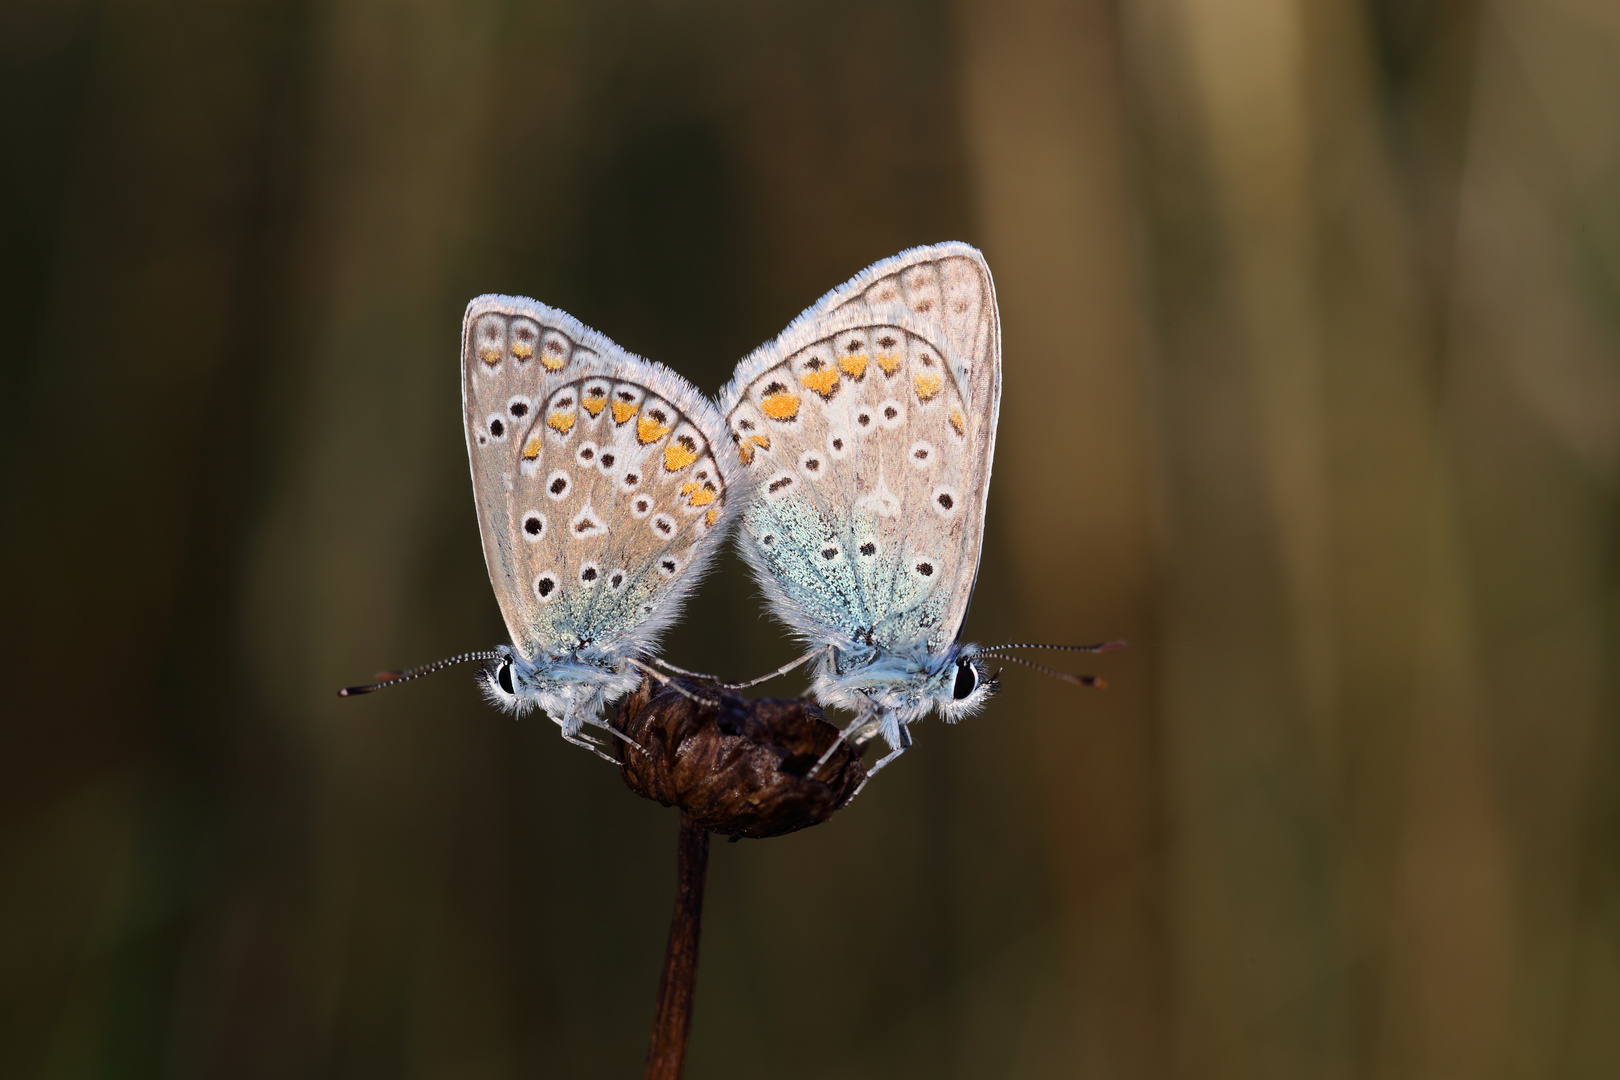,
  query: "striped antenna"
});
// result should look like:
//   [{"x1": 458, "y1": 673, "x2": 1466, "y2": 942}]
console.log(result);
[
  {"x1": 975, "y1": 652, "x2": 1108, "y2": 689},
  {"x1": 338, "y1": 650, "x2": 500, "y2": 697},
  {"x1": 988, "y1": 640, "x2": 1127, "y2": 653}
]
